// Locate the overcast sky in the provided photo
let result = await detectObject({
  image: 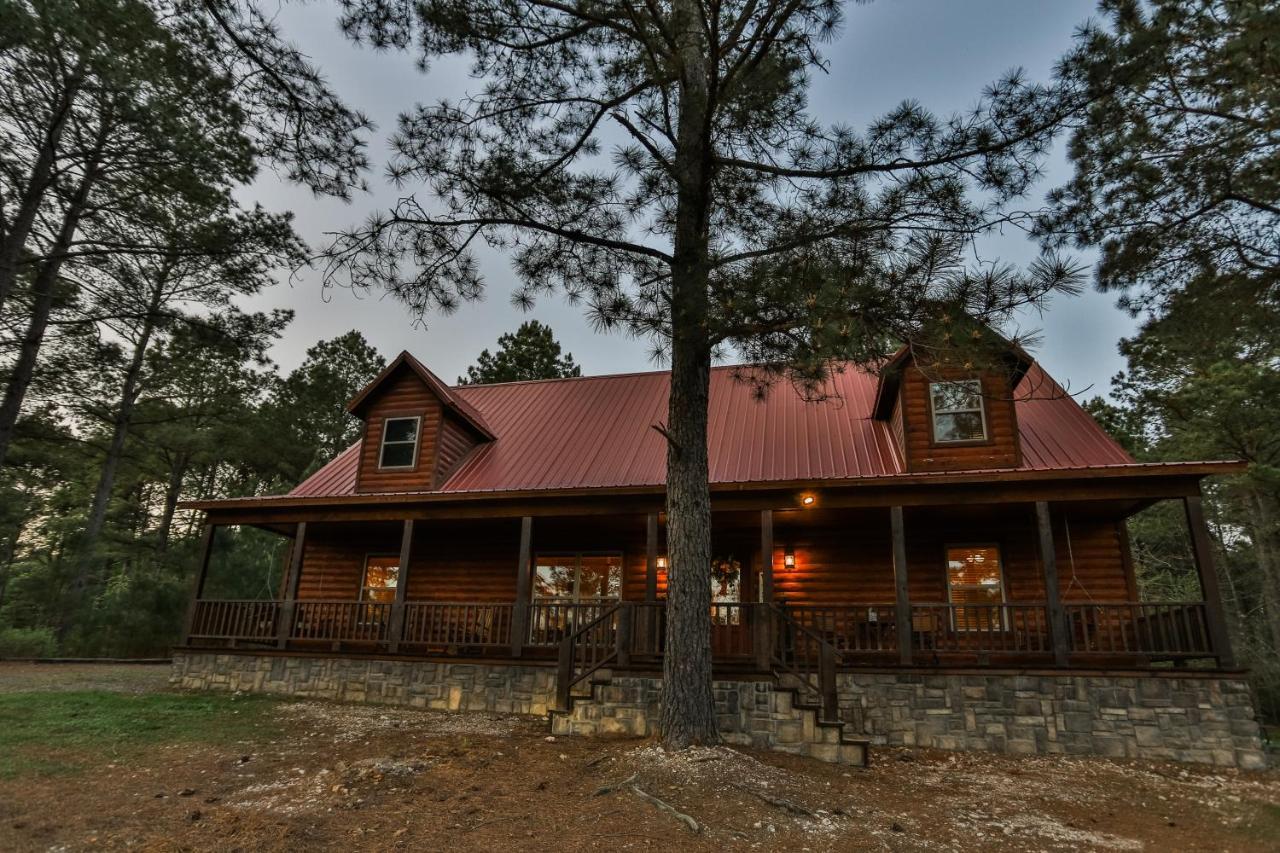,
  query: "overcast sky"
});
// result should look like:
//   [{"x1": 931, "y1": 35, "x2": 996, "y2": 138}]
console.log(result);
[{"x1": 243, "y1": 0, "x2": 1134, "y2": 398}]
